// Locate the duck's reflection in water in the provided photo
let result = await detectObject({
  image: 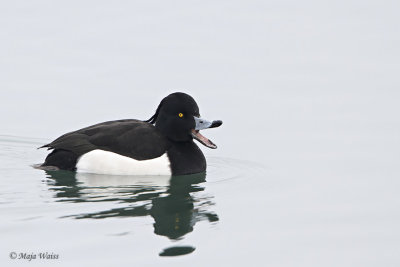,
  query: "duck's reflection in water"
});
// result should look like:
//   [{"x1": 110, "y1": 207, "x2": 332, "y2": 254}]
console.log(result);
[{"x1": 45, "y1": 171, "x2": 218, "y2": 256}]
